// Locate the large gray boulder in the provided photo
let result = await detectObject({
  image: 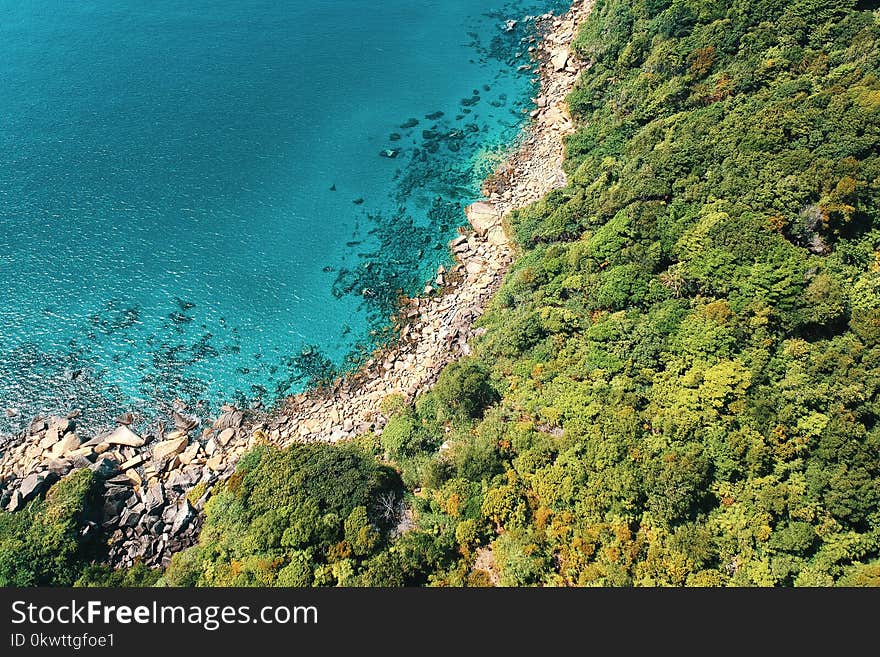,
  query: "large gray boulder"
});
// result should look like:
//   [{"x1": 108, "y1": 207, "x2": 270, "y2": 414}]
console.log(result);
[
  {"x1": 19, "y1": 472, "x2": 51, "y2": 501},
  {"x1": 143, "y1": 483, "x2": 166, "y2": 514},
  {"x1": 120, "y1": 507, "x2": 143, "y2": 529},
  {"x1": 89, "y1": 457, "x2": 120, "y2": 479}
]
